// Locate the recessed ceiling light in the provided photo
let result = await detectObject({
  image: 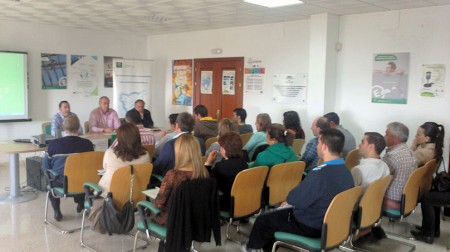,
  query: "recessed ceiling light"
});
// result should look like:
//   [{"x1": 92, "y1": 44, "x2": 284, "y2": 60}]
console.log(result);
[{"x1": 243, "y1": 0, "x2": 303, "y2": 8}]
